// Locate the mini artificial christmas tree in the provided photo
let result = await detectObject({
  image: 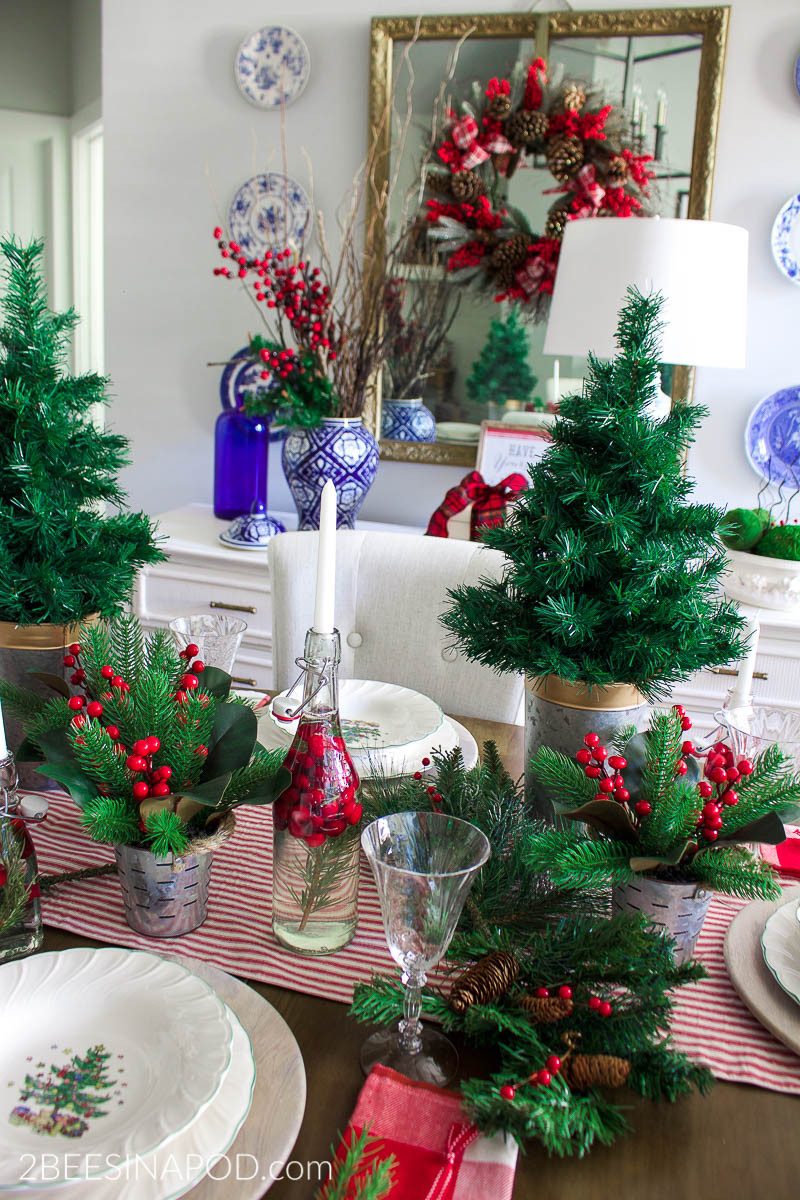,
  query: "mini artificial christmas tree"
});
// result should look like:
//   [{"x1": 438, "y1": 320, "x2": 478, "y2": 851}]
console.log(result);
[
  {"x1": 443, "y1": 289, "x2": 747, "y2": 815},
  {"x1": 0, "y1": 237, "x2": 161, "y2": 627},
  {"x1": 465, "y1": 307, "x2": 538, "y2": 410}
]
